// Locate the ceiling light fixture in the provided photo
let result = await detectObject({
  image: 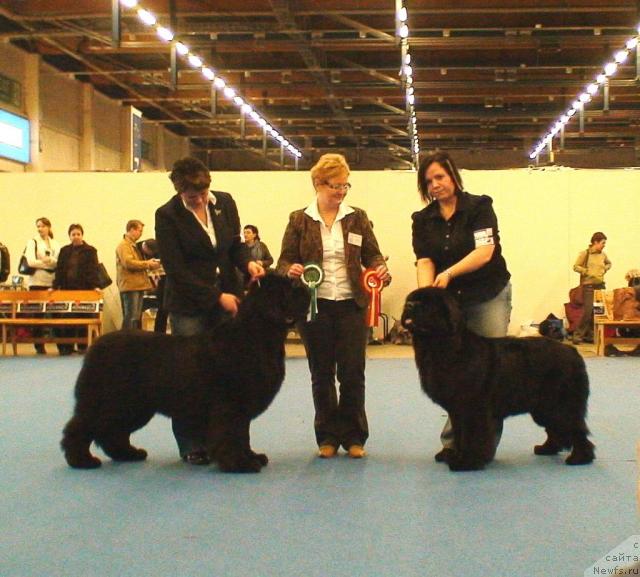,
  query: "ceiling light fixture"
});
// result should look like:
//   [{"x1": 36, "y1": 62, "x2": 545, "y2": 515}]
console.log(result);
[
  {"x1": 397, "y1": 0, "x2": 420, "y2": 166},
  {"x1": 118, "y1": 0, "x2": 302, "y2": 159},
  {"x1": 529, "y1": 26, "x2": 639, "y2": 161}
]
